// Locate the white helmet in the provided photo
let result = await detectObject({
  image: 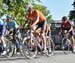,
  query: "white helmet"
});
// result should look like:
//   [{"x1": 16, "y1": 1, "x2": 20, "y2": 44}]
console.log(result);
[{"x1": 27, "y1": 3, "x2": 33, "y2": 11}]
